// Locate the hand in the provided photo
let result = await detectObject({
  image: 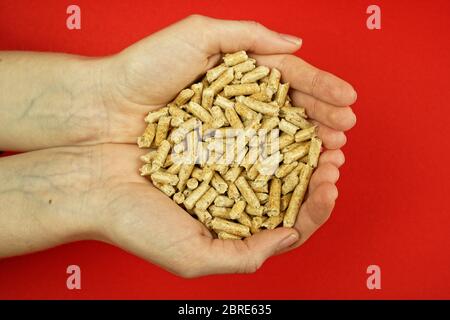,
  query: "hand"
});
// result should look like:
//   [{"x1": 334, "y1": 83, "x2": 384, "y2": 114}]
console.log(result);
[
  {"x1": 0, "y1": 142, "x2": 346, "y2": 277},
  {"x1": 84, "y1": 144, "x2": 346, "y2": 277},
  {"x1": 98, "y1": 15, "x2": 357, "y2": 149}
]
